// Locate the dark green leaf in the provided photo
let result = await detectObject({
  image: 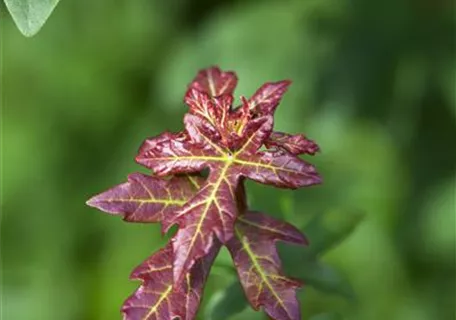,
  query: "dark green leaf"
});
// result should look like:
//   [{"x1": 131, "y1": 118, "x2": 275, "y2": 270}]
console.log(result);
[
  {"x1": 205, "y1": 281, "x2": 247, "y2": 320},
  {"x1": 298, "y1": 261, "x2": 354, "y2": 300},
  {"x1": 303, "y1": 208, "x2": 364, "y2": 256},
  {"x1": 280, "y1": 245, "x2": 355, "y2": 300},
  {"x1": 278, "y1": 208, "x2": 363, "y2": 299}
]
